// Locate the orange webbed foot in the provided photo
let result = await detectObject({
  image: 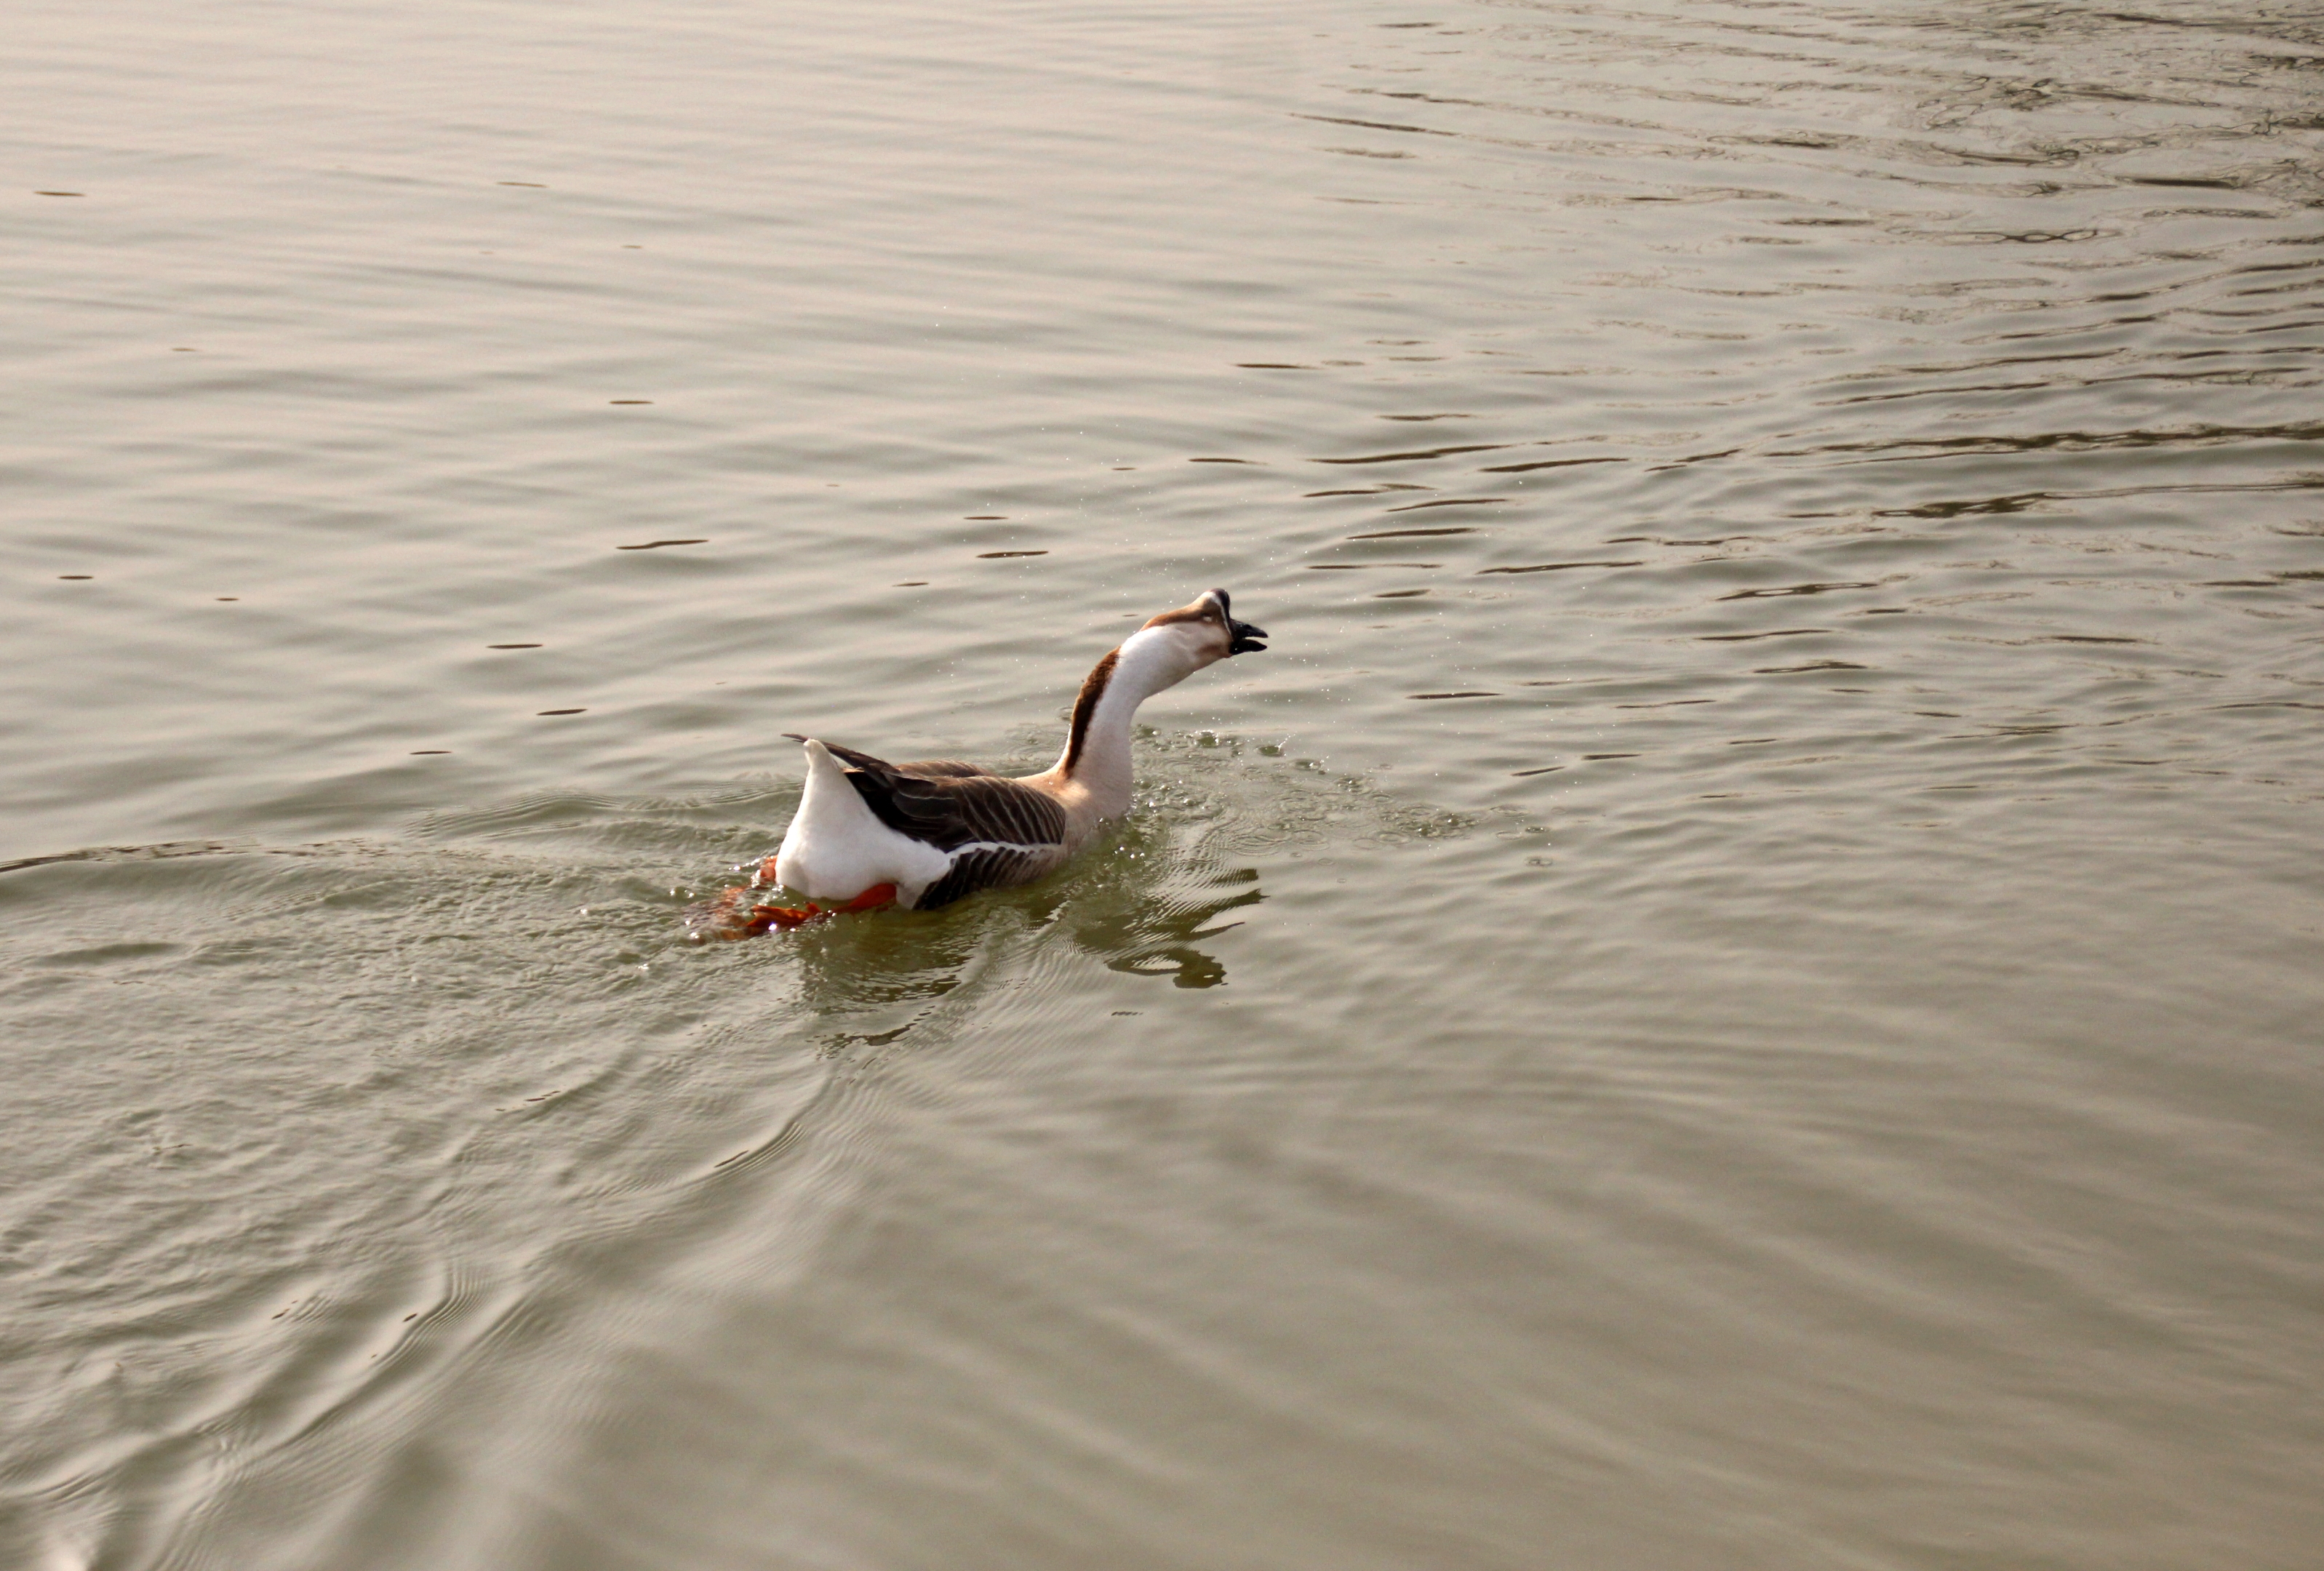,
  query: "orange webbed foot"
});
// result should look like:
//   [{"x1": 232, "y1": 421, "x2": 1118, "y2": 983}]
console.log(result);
[
  {"x1": 756, "y1": 884, "x2": 893, "y2": 930},
  {"x1": 693, "y1": 884, "x2": 776, "y2": 940},
  {"x1": 705, "y1": 882, "x2": 895, "y2": 938},
  {"x1": 835, "y1": 883, "x2": 898, "y2": 914},
  {"x1": 745, "y1": 883, "x2": 892, "y2": 932}
]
